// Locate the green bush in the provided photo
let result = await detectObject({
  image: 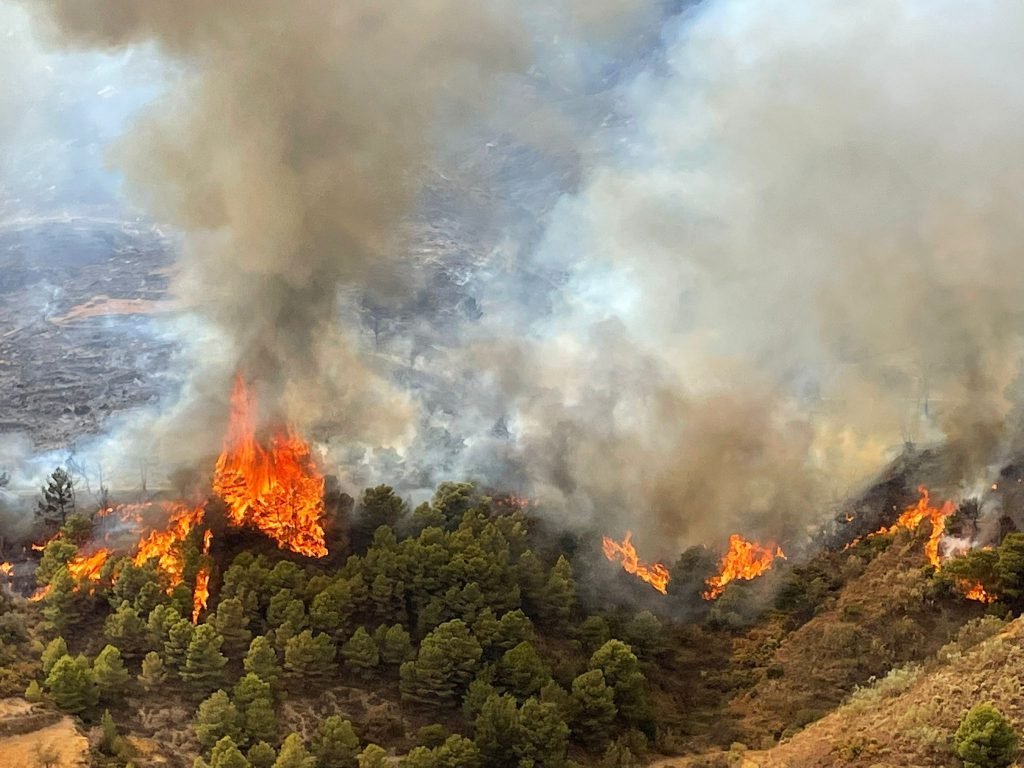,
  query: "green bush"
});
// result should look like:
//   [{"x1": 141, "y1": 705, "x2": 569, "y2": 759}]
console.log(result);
[{"x1": 953, "y1": 704, "x2": 1018, "y2": 768}]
